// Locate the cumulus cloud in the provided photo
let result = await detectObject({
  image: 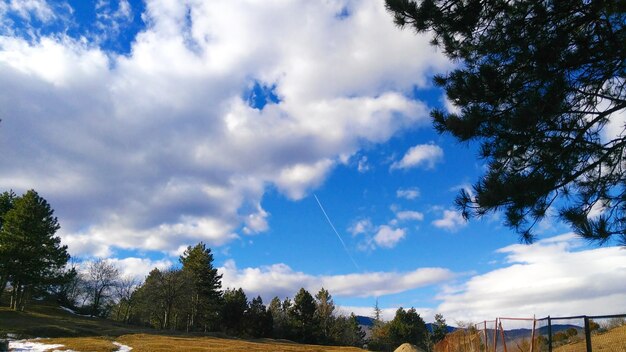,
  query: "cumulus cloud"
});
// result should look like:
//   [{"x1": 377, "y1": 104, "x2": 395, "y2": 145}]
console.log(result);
[
  {"x1": 397, "y1": 187, "x2": 420, "y2": 200},
  {"x1": 349, "y1": 218, "x2": 374, "y2": 236},
  {"x1": 351, "y1": 207, "x2": 422, "y2": 250},
  {"x1": 391, "y1": 143, "x2": 444, "y2": 170},
  {"x1": 219, "y1": 259, "x2": 454, "y2": 302},
  {"x1": 373, "y1": 225, "x2": 406, "y2": 248},
  {"x1": 395, "y1": 210, "x2": 424, "y2": 222},
  {"x1": 77, "y1": 257, "x2": 173, "y2": 281},
  {"x1": 0, "y1": 0, "x2": 449, "y2": 256},
  {"x1": 432, "y1": 209, "x2": 467, "y2": 231},
  {"x1": 436, "y1": 234, "x2": 626, "y2": 321}
]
